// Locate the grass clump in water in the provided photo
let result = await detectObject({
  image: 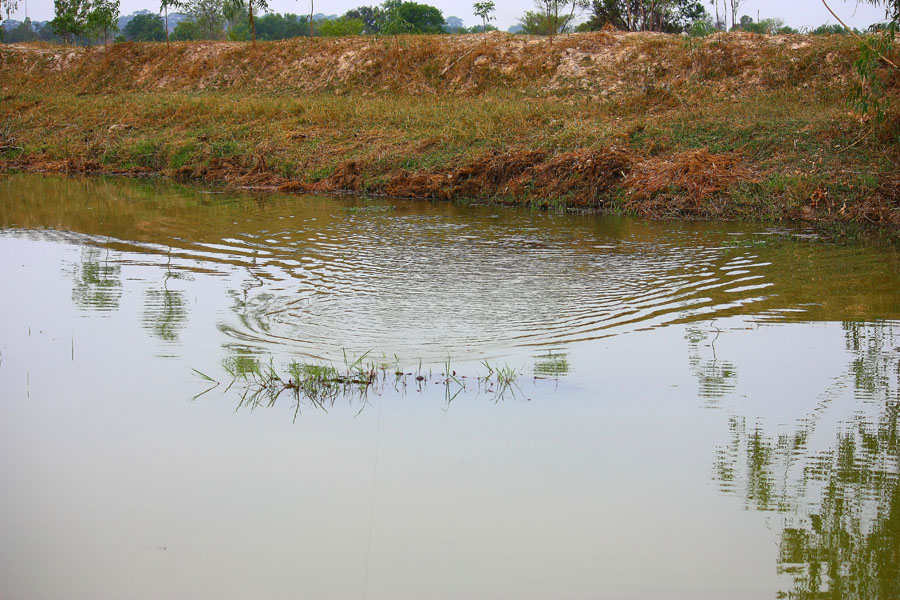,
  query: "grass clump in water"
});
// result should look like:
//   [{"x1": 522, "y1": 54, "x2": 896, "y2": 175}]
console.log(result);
[{"x1": 195, "y1": 351, "x2": 532, "y2": 420}]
